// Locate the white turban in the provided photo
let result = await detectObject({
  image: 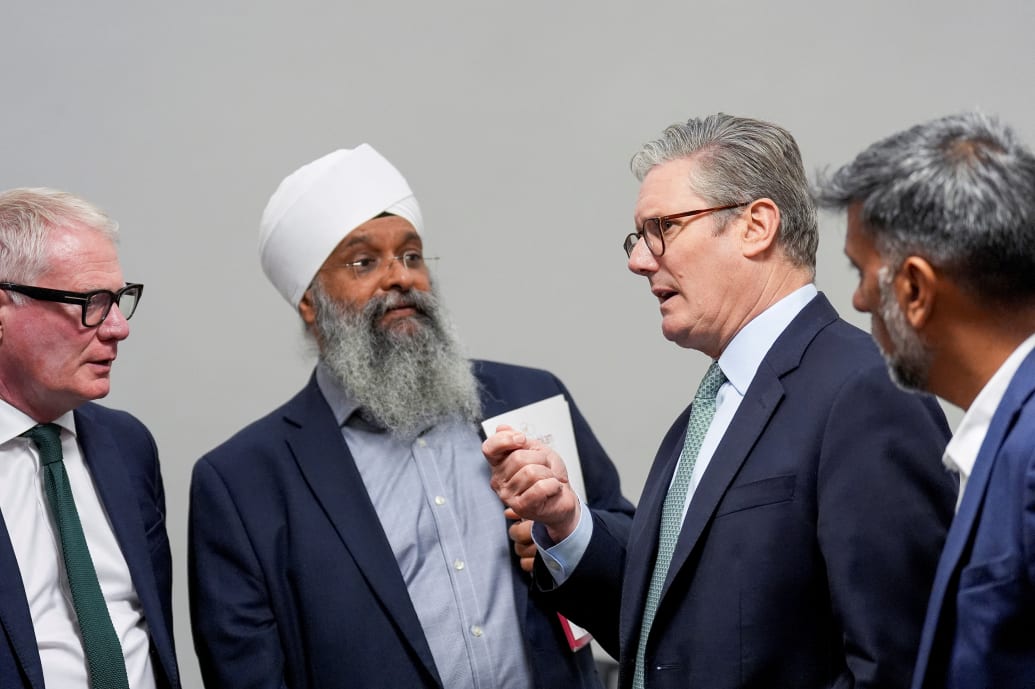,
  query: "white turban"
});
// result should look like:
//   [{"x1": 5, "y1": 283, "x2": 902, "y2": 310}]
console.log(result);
[{"x1": 258, "y1": 144, "x2": 424, "y2": 308}]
